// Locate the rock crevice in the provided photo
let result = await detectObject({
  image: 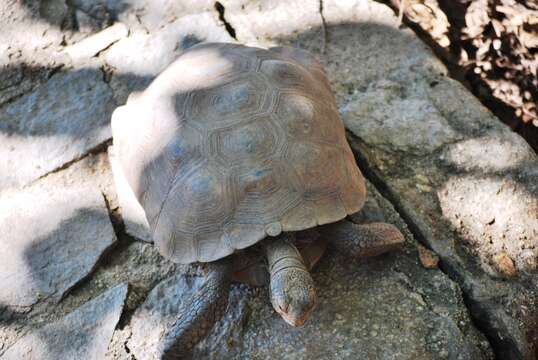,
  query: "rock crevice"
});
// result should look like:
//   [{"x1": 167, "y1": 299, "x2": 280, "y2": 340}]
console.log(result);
[{"x1": 0, "y1": 0, "x2": 535, "y2": 359}]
